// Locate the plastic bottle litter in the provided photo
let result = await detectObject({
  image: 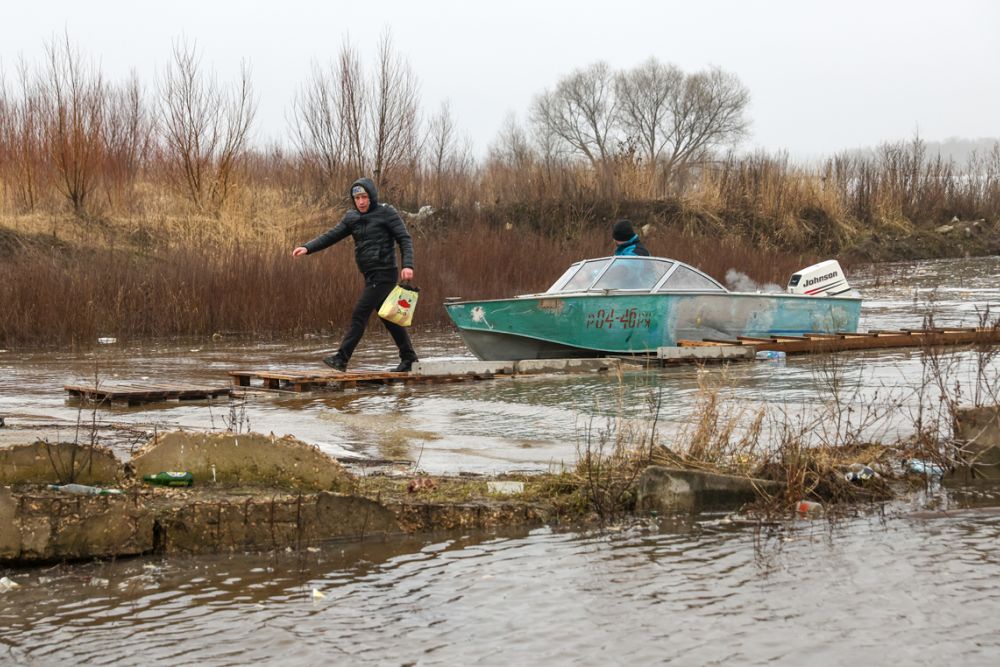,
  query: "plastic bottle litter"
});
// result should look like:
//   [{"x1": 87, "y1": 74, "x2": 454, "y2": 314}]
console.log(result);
[
  {"x1": 143, "y1": 471, "x2": 194, "y2": 487},
  {"x1": 48, "y1": 483, "x2": 124, "y2": 496},
  {"x1": 97, "y1": 337, "x2": 117, "y2": 344},
  {"x1": 755, "y1": 350, "x2": 787, "y2": 360},
  {"x1": 0, "y1": 576, "x2": 20, "y2": 592},
  {"x1": 796, "y1": 500, "x2": 824, "y2": 515},
  {"x1": 907, "y1": 459, "x2": 946, "y2": 478},
  {"x1": 844, "y1": 463, "x2": 876, "y2": 483}
]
